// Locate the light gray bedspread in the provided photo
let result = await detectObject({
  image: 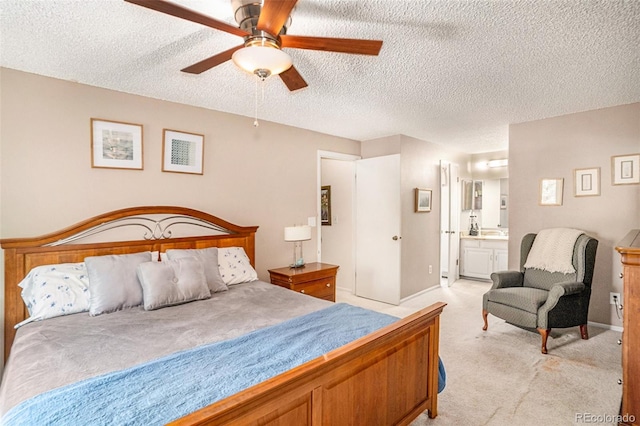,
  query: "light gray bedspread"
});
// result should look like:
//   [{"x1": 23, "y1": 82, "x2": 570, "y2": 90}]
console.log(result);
[{"x1": 0, "y1": 280, "x2": 332, "y2": 416}]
